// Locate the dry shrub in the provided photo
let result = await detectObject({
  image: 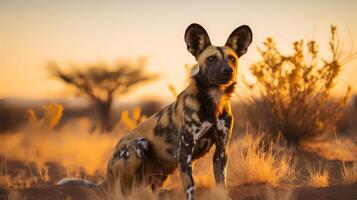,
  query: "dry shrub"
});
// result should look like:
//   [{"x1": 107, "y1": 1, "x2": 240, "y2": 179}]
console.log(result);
[
  {"x1": 247, "y1": 26, "x2": 353, "y2": 146},
  {"x1": 306, "y1": 162, "x2": 329, "y2": 188},
  {"x1": 341, "y1": 162, "x2": 357, "y2": 185},
  {"x1": 228, "y1": 133, "x2": 295, "y2": 187}
]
